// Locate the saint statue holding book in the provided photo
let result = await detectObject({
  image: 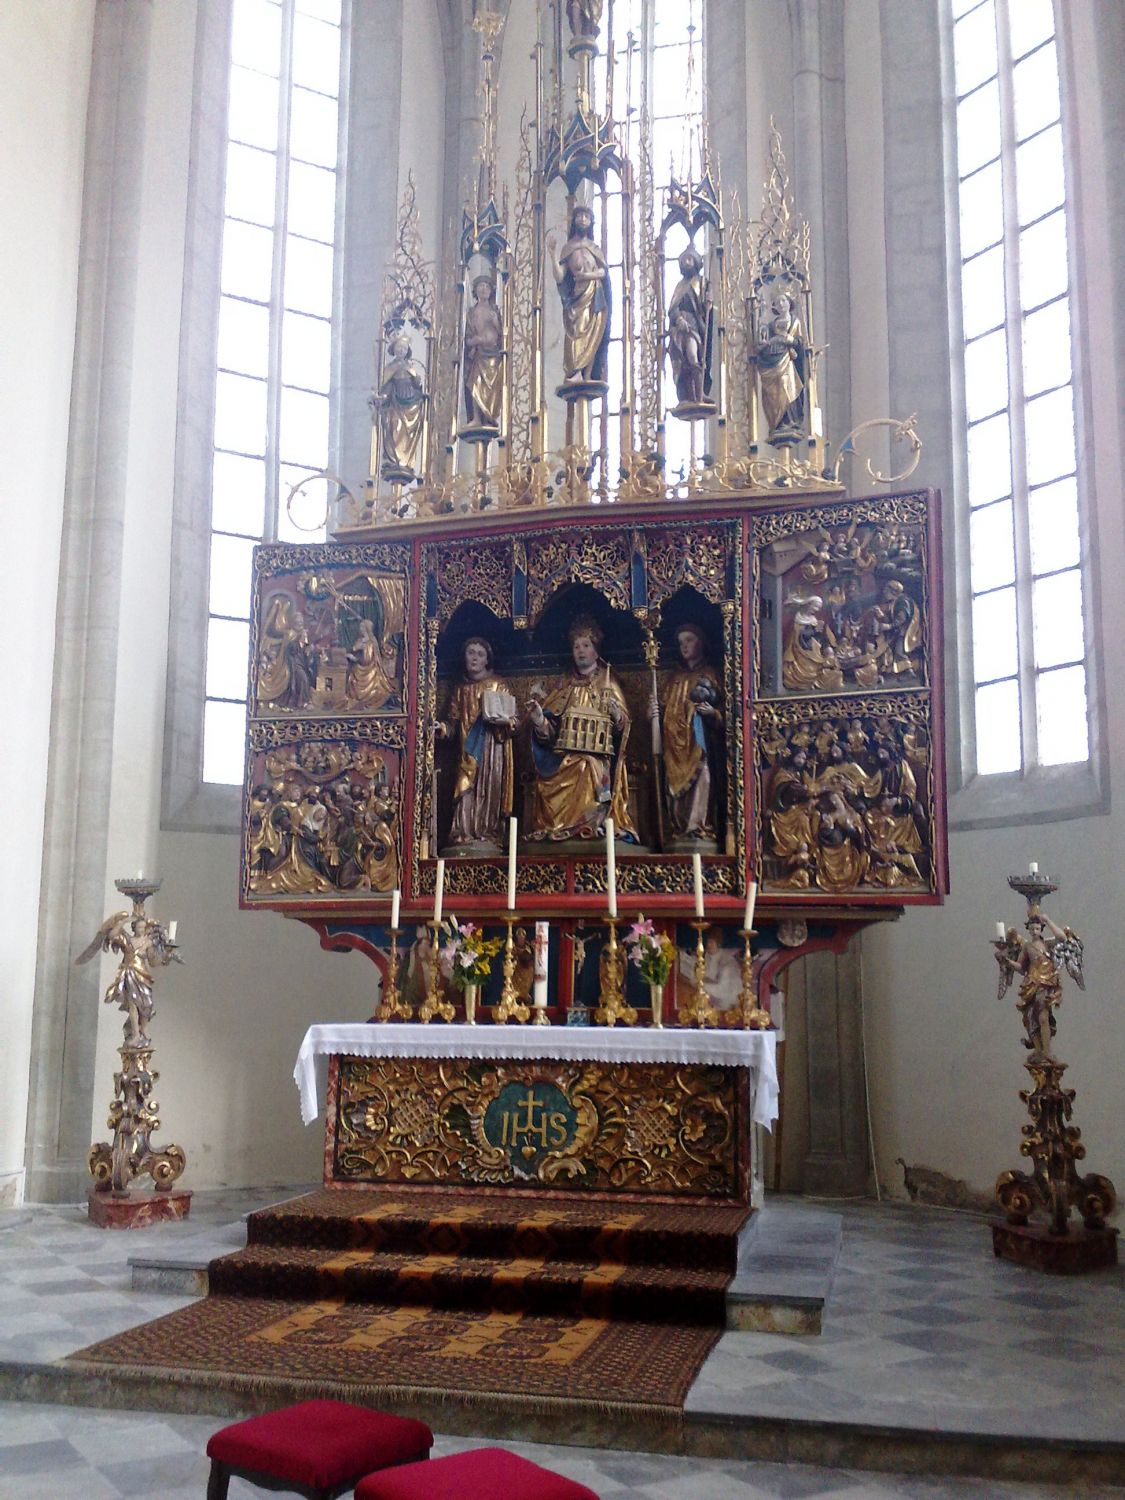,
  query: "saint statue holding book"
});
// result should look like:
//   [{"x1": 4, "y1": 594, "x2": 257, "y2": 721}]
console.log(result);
[{"x1": 435, "y1": 636, "x2": 517, "y2": 853}]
